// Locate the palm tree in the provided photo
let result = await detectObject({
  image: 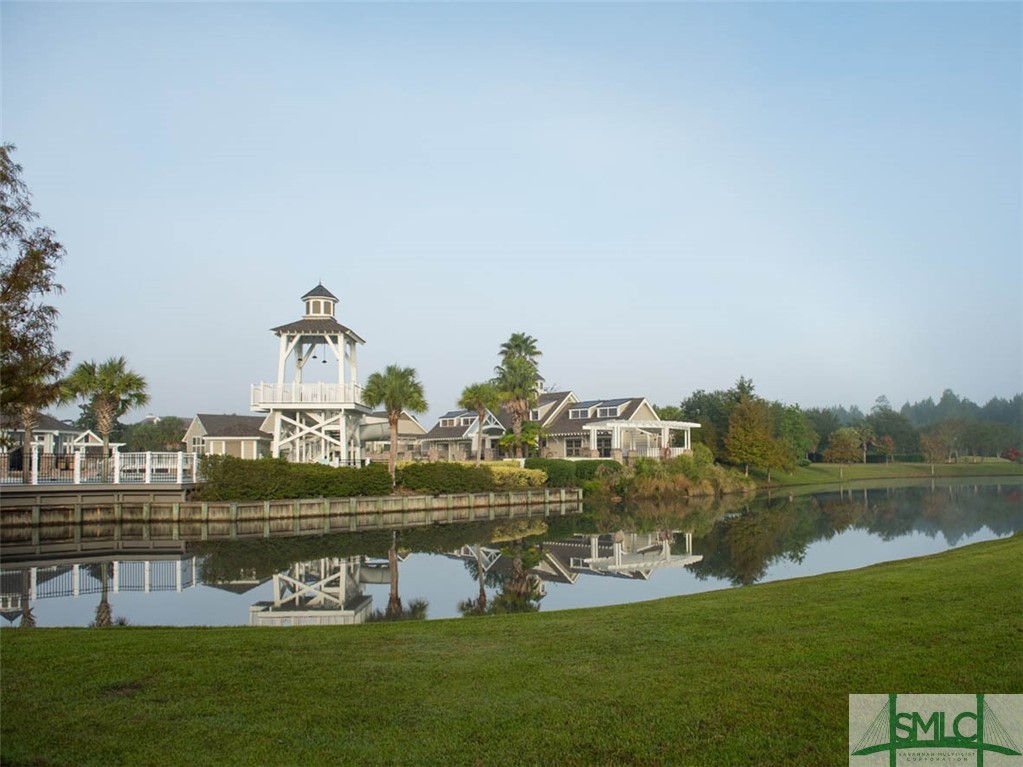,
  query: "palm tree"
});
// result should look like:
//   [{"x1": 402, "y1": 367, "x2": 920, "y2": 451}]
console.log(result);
[
  {"x1": 362, "y1": 364, "x2": 428, "y2": 481},
  {"x1": 493, "y1": 356, "x2": 539, "y2": 458},
  {"x1": 458, "y1": 382, "x2": 500, "y2": 465},
  {"x1": 499, "y1": 332, "x2": 542, "y2": 367},
  {"x1": 61, "y1": 356, "x2": 149, "y2": 461}
]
